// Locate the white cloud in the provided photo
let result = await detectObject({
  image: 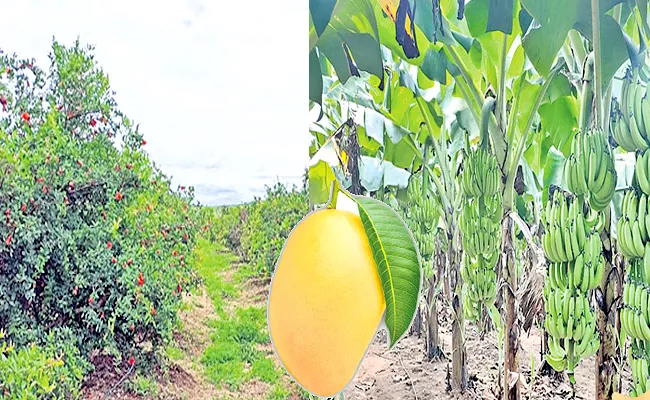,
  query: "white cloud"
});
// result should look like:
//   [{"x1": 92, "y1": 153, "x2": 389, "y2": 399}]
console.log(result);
[{"x1": 0, "y1": 0, "x2": 310, "y2": 205}]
